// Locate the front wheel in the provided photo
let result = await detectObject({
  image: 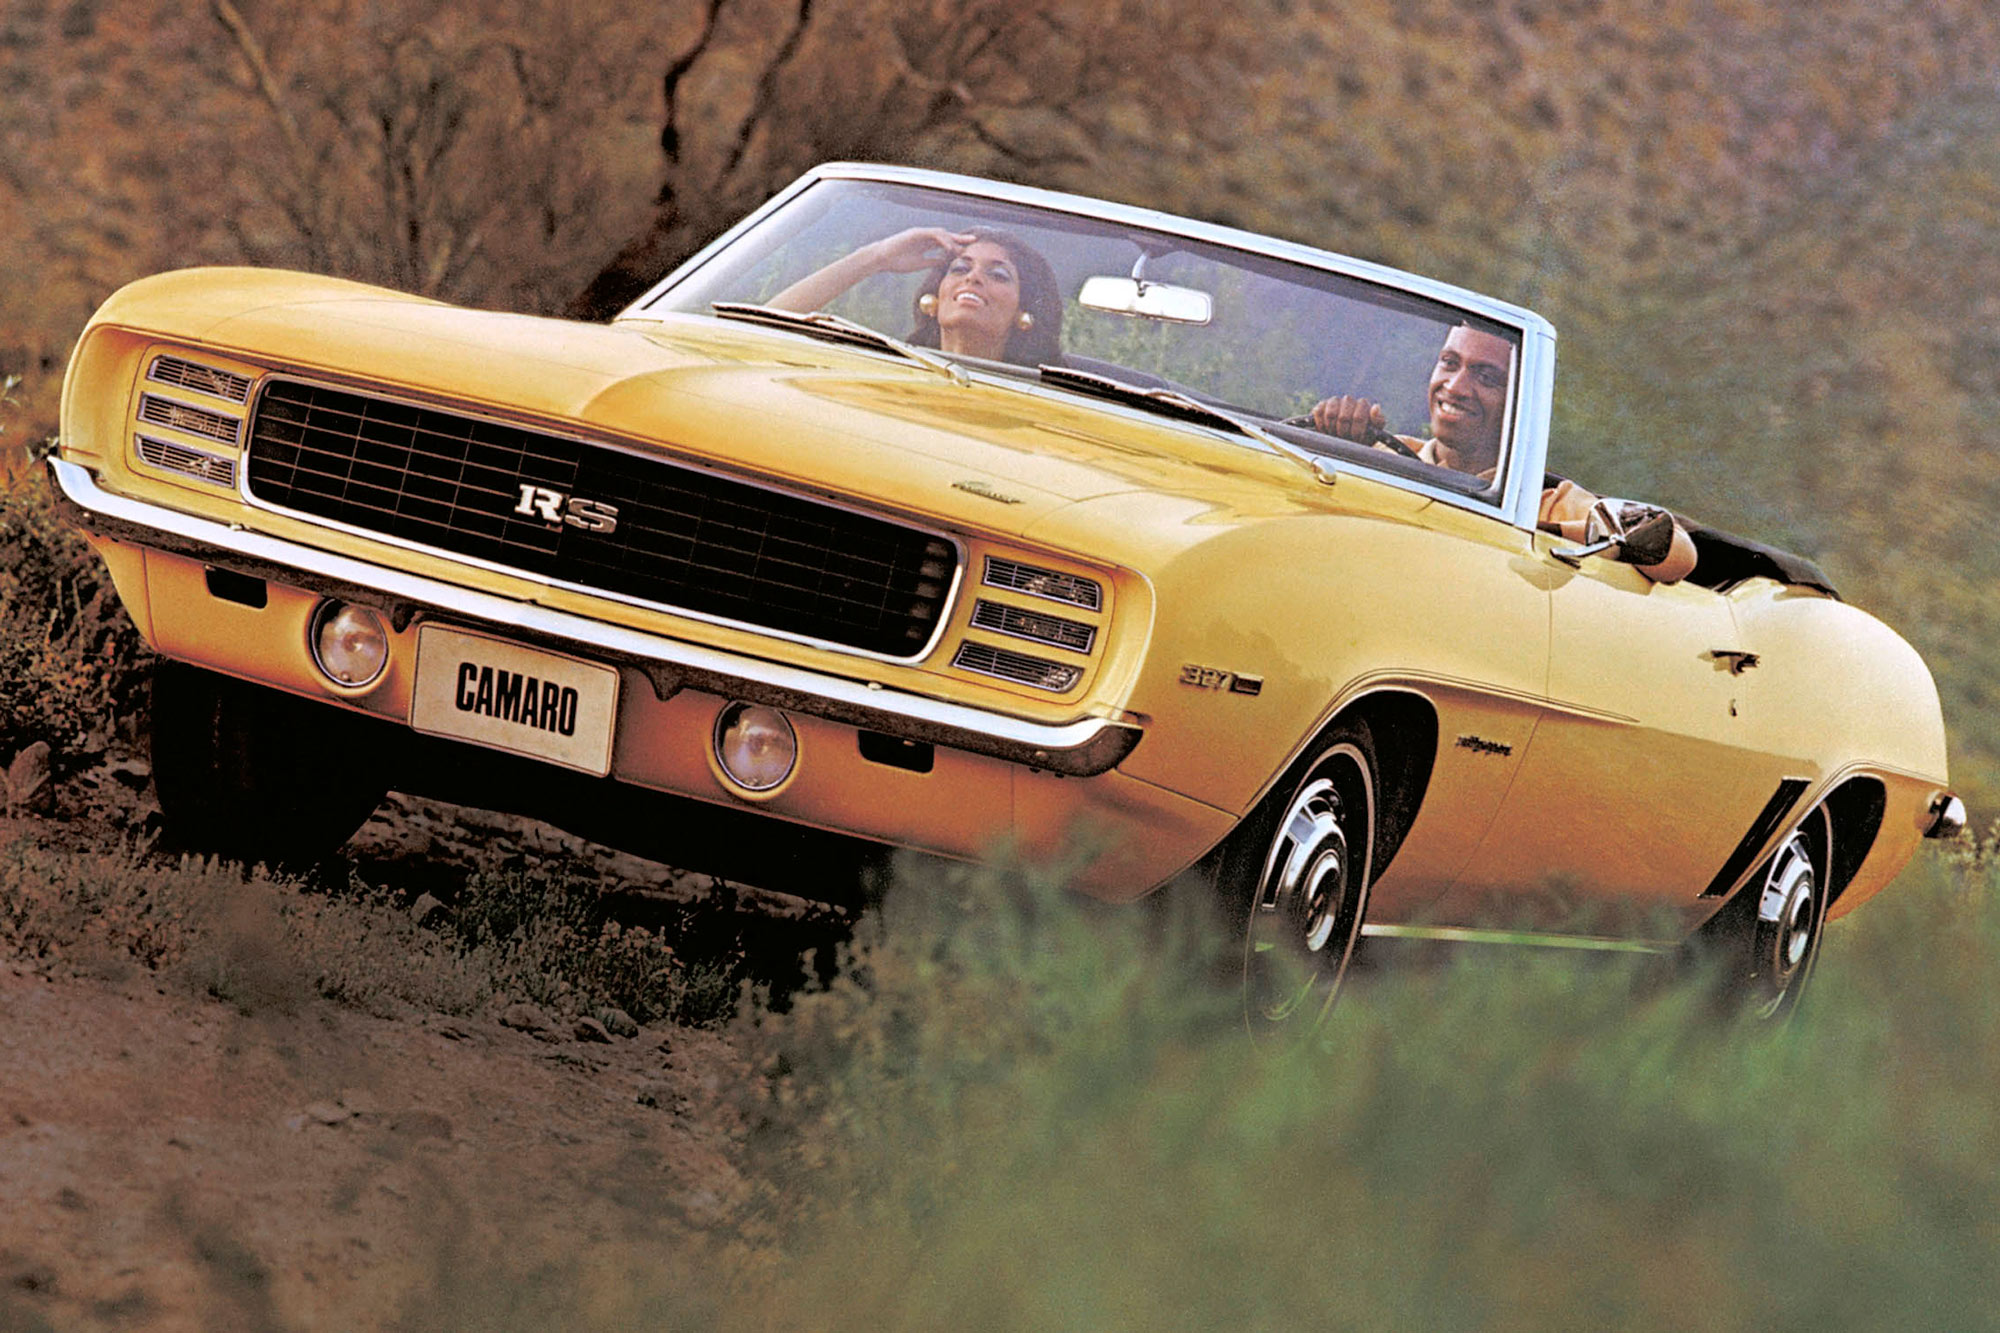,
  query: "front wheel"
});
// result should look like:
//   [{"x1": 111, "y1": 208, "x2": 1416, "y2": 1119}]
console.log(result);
[
  {"x1": 1217, "y1": 722, "x2": 1377, "y2": 1036},
  {"x1": 150, "y1": 662, "x2": 389, "y2": 868}
]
